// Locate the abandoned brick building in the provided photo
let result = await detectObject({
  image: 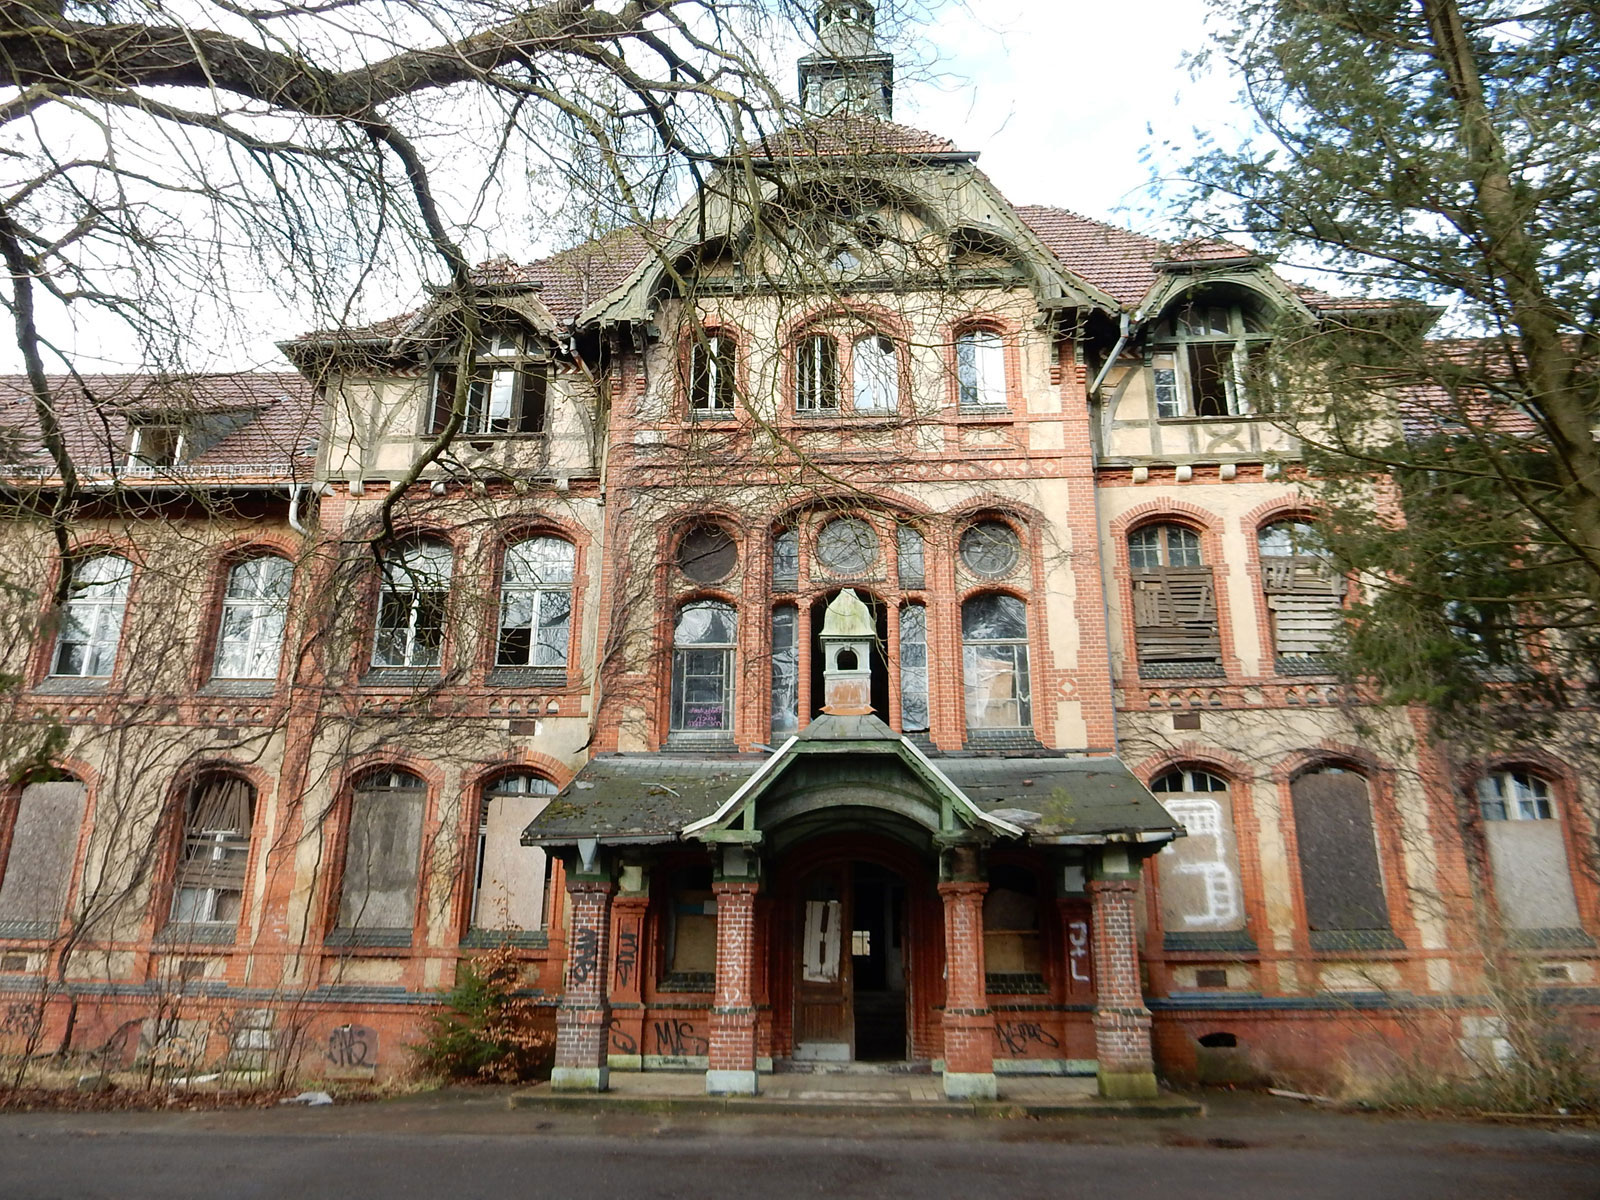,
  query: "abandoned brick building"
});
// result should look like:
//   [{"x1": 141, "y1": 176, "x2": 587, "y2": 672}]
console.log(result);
[{"x1": 0, "y1": 0, "x2": 1595, "y2": 1098}]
